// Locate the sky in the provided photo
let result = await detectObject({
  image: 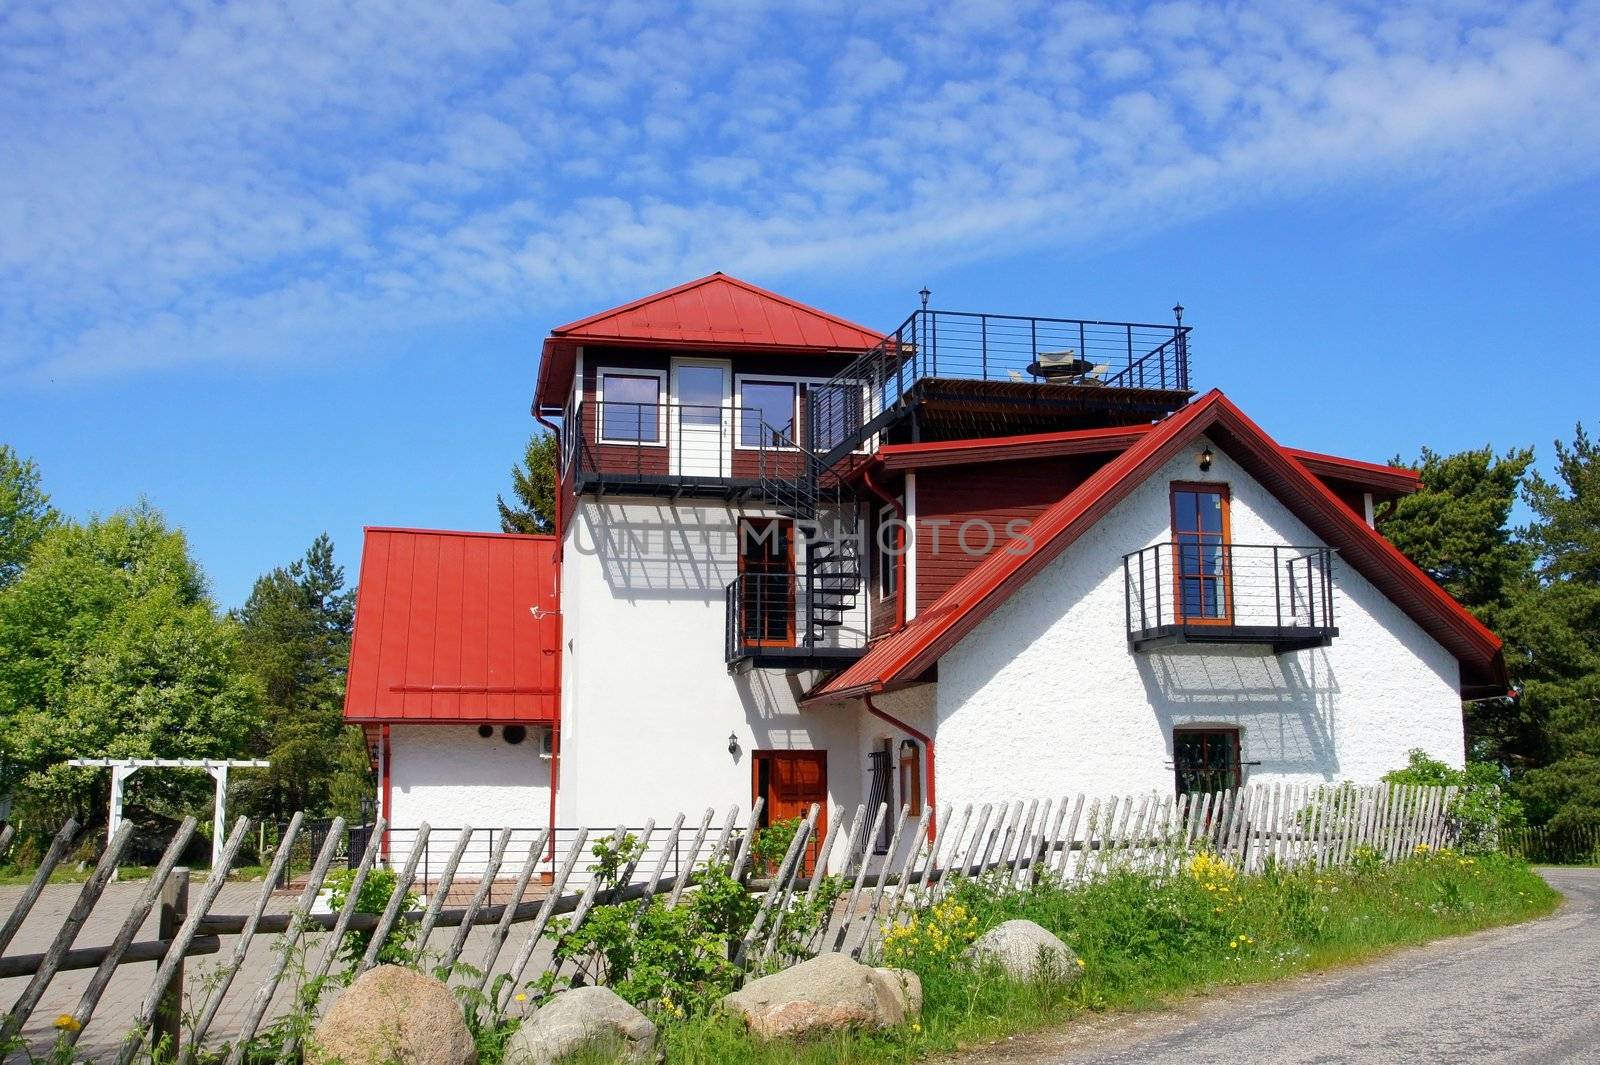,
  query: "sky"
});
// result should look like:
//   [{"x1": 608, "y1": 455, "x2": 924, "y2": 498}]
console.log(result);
[{"x1": 3, "y1": 0, "x2": 1599, "y2": 608}]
